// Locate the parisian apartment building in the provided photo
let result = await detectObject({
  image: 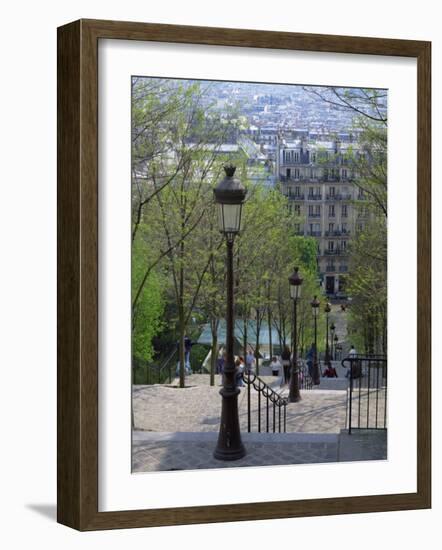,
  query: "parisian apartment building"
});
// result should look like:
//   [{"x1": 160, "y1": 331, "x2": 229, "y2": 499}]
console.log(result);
[{"x1": 275, "y1": 135, "x2": 367, "y2": 296}]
